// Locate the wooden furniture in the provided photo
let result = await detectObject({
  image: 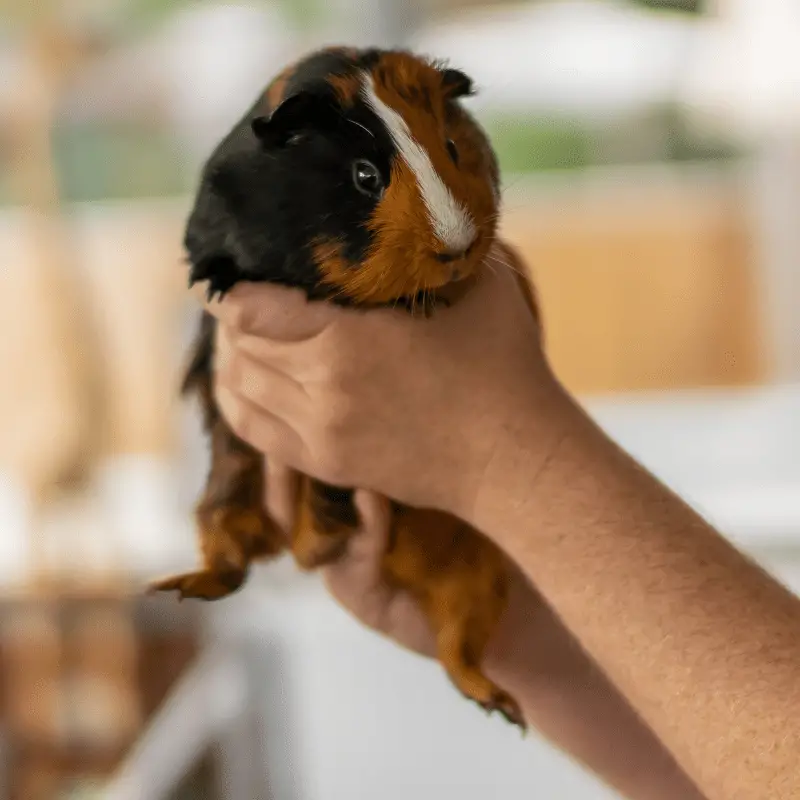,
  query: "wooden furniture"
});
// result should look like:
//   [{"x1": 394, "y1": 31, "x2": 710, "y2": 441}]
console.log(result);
[
  {"x1": 500, "y1": 165, "x2": 767, "y2": 395},
  {"x1": 0, "y1": 589, "x2": 206, "y2": 800}
]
